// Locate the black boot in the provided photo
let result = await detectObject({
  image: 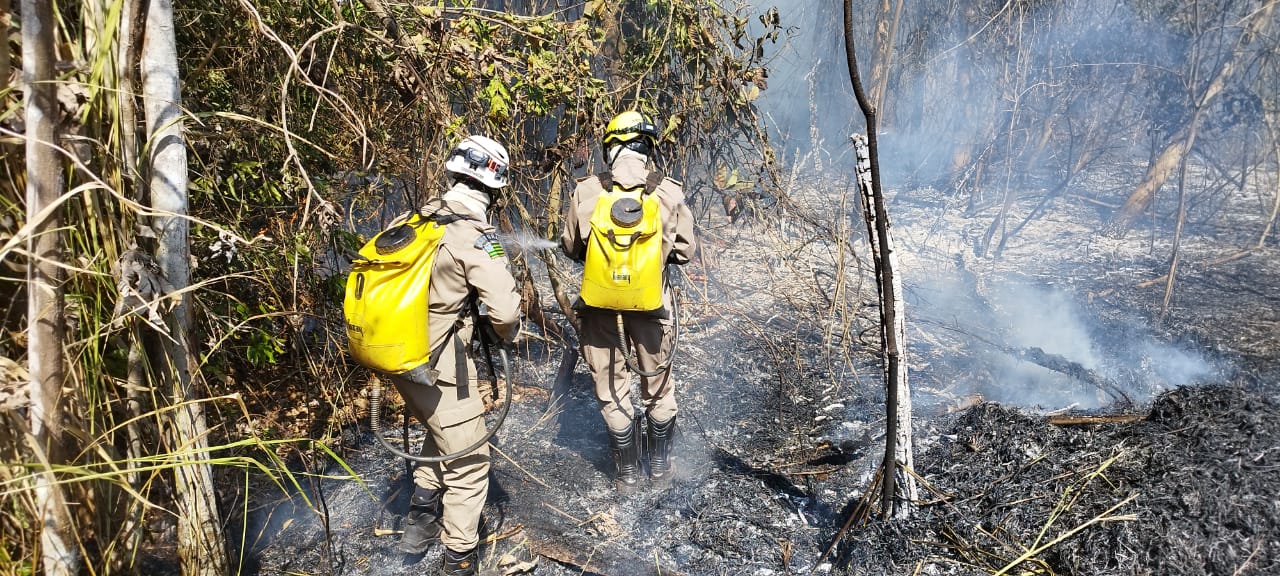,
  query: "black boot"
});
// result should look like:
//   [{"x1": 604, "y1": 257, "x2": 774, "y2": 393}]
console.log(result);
[
  {"x1": 441, "y1": 546, "x2": 478, "y2": 576},
  {"x1": 608, "y1": 418, "x2": 643, "y2": 492},
  {"x1": 398, "y1": 487, "x2": 442, "y2": 554},
  {"x1": 646, "y1": 414, "x2": 677, "y2": 486}
]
